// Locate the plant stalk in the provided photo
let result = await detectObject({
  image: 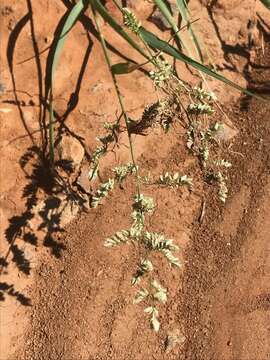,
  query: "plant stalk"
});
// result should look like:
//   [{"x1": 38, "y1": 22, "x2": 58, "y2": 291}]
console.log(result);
[
  {"x1": 90, "y1": 3, "x2": 141, "y2": 196},
  {"x1": 49, "y1": 89, "x2": 55, "y2": 167}
]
